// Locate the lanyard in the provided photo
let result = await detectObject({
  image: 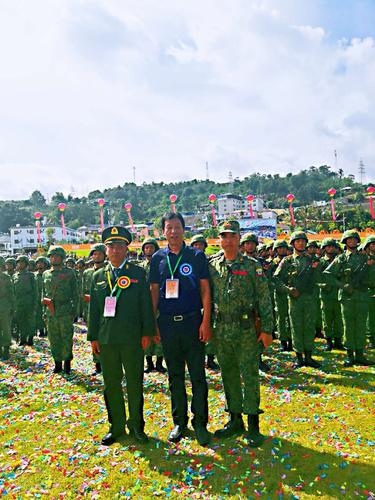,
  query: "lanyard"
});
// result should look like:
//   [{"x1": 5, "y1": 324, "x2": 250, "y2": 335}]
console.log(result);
[
  {"x1": 106, "y1": 270, "x2": 123, "y2": 299},
  {"x1": 166, "y1": 251, "x2": 183, "y2": 279}
]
